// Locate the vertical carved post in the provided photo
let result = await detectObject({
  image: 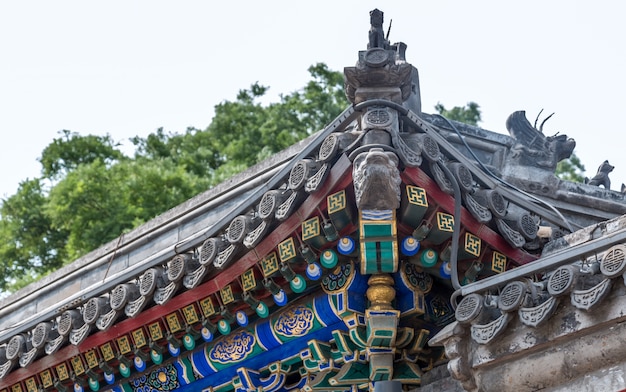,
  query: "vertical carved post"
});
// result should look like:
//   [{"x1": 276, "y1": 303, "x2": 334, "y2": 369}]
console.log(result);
[
  {"x1": 367, "y1": 274, "x2": 396, "y2": 311},
  {"x1": 365, "y1": 273, "x2": 400, "y2": 384}
]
